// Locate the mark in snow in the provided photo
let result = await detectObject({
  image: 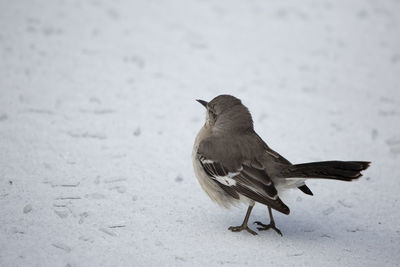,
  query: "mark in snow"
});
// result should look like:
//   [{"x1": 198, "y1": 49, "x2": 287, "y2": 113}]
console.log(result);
[
  {"x1": 79, "y1": 212, "x2": 89, "y2": 224},
  {"x1": 109, "y1": 186, "x2": 126, "y2": 193},
  {"x1": 133, "y1": 127, "x2": 141, "y2": 136},
  {"x1": 104, "y1": 177, "x2": 127, "y2": 183},
  {"x1": 322, "y1": 207, "x2": 335, "y2": 215},
  {"x1": 100, "y1": 228, "x2": 116, "y2": 236},
  {"x1": 89, "y1": 97, "x2": 101, "y2": 104},
  {"x1": 11, "y1": 227, "x2": 25, "y2": 234},
  {"x1": 347, "y1": 228, "x2": 362, "y2": 233},
  {"x1": 51, "y1": 182, "x2": 80, "y2": 187},
  {"x1": 338, "y1": 200, "x2": 353, "y2": 208},
  {"x1": 371, "y1": 129, "x2": 378, "y2": 140},
  {"x1": 54, "y1": 209, "x2": 69, "y2": 219},
  {"x1": 287, "y1": 252, "x2": 304, "y2": 257},
  {"x1": 66, "y1": 131, "x2": 107, "y2": 140},
  {"x1": 23, "y1": 204, "x2": 32, "y2": 214},
  {"x1": 56, "y1": 196, "x2": 81, "y2": 200},
  {"x1": 52, "y1": 242, "x2": 71, "y2": 253},
  {"x1": 109, "y1": 225, "x2": 126, "y2": 228},
  {"x1": 175, "y1": 175, "x2": 183, "y2": 182}
]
